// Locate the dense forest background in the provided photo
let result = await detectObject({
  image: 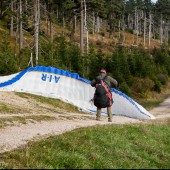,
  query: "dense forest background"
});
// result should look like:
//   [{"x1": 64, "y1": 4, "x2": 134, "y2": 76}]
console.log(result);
[{"x1": 0, "y1": 0, "x2": 169, "y2": 98}]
